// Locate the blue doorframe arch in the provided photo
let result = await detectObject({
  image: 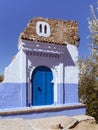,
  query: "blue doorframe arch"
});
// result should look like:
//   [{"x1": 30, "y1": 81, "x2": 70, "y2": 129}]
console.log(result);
[{"x1": 31, "y1": 66, "x2": 54, "y2": 106}]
